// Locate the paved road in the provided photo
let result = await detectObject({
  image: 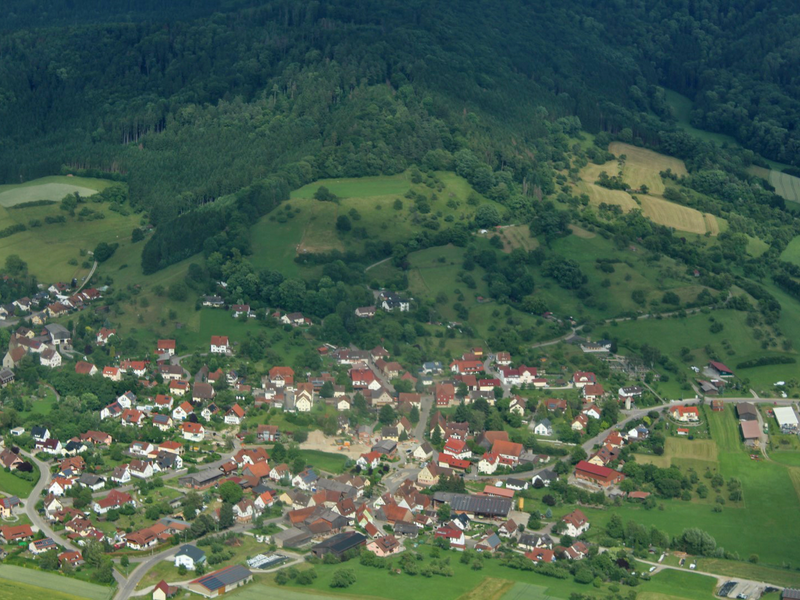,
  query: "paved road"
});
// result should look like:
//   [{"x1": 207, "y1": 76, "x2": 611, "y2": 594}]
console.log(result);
[
  {"x1": 75, "y1": 261, "x2": 98, "y2": 293},
  {"x1": 638, "y1": 557, "x2": 784, "y2": 592},
  {"x1": 20, "y1": 450, "x2": 78, "y2": 550}
]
